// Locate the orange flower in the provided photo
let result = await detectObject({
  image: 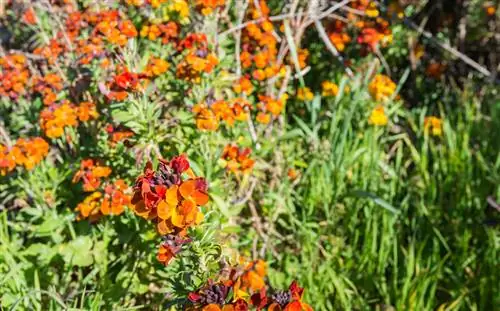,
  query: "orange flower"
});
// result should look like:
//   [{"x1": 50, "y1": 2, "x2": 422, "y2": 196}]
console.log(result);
[
  {"x1": 221, "y1": 144, "x2": 255, "y2": 174},
  {"x1": 100, "y1": 180, "x2": 131, "y2": 216},
  {"x1": 145, "y1": 58, "x2": 169, "y2": 77},
  {"x1": 40, "y1": 102, "x2": 79, "y2": 138},
  {"x1": 0, "y1": 137, "x2": 49, "y2": 175},
  {"x1": 72, "y1": 159, "x2": 112, "y2": 192},
  {"x1": 22, "y1": 7, "x2": 37, "y2": 25},
  {"x1": 131, "y1": 156, "x2": 208, "y2": 265},
  {"x1": 193, "y1": 104, "x2": 219, "y2": 131},
  {"x1": 297, "y1": 87, "x2": 314, "y2": 101},
  {"x1": 0, "y1": 54, "x2": 31, "y2": 99},
  {"x1": 77, "y1": 102, "x2": 99, "y2": 122},
  {"x1": 131, "y1": 156, "x2": 208, "y2": 233},
  {"x1": 233, "y1": 76, "x2": 254, "y2": 95},
  {"x1": 75, "y1": 180, "x2": 131, "y2": 221},
  {"x1": 368, "y1": 74, "x2": 396, "y2": 102},
  {"x1": 257, "y1": 95, "x2": 285, "y2": 117},
  {"x1": 424, "y1": 116, "x2": 443, "y2": 136},
  {"x1": 75, "y1": 192, "x2": 102, "y2": 222},
  {"x1": 256, "y1": 112, "x2": 271, "y2": 124},
  {"x1": 196, "y1": 0, "x2": 225, "y2": 15},
  {"x1": 157, "y1": 235, "x2": 191, "y2": 265}
]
